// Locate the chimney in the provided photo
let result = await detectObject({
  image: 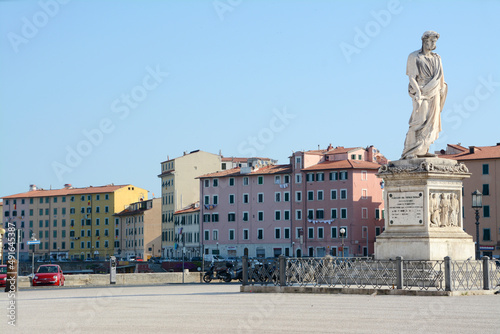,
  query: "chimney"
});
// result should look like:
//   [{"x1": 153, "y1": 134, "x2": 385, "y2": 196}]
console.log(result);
[
  {"x1": 469, "y1": 146, "x2": 475, "y2": 154},
  {"x1": 64, "y1": 184, "x2": 72, "y2": 189},
  {"x1": 29, "y1": 184, "x2": 37, "y2": 191}
]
